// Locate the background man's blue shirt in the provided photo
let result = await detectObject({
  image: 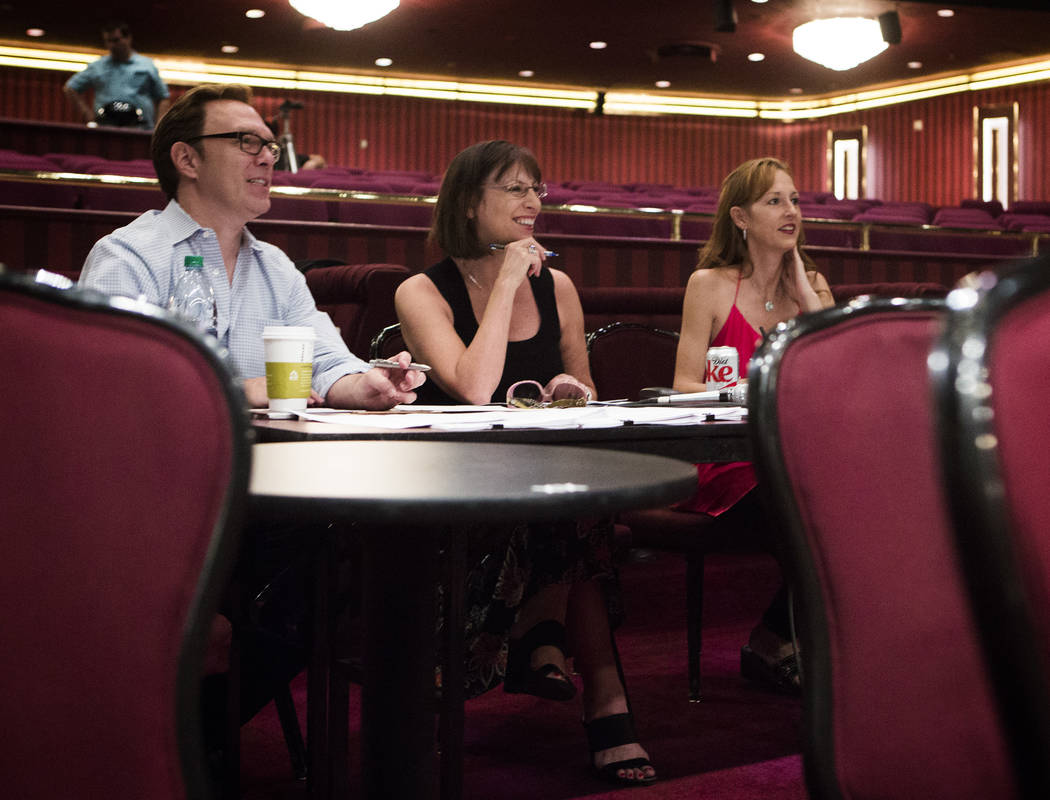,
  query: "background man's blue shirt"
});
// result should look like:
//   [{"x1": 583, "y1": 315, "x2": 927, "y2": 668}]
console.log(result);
[{"x1": 65, "y1": 51, "x2": 169, "y2": 128}]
